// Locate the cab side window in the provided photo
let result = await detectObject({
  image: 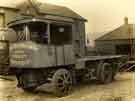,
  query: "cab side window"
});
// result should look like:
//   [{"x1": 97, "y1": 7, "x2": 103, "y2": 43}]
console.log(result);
[
  {"x1": 28, "y1": 22, "x2": 48, "y2": 44},
  {"x1": 50, "y1": 24, "x2": 72, "y2": 45}
]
